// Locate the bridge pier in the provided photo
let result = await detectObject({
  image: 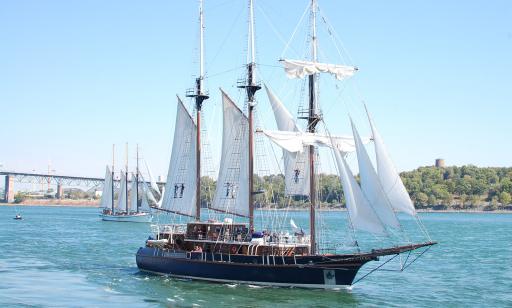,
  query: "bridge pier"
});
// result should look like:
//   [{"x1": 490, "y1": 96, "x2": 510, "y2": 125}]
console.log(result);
[
  {"x1": 3, "y1": 175, "x2": 14, "y2": 203},
  {"x1": 56, "y1": 183, "x2": 63, "y2": 199}
]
